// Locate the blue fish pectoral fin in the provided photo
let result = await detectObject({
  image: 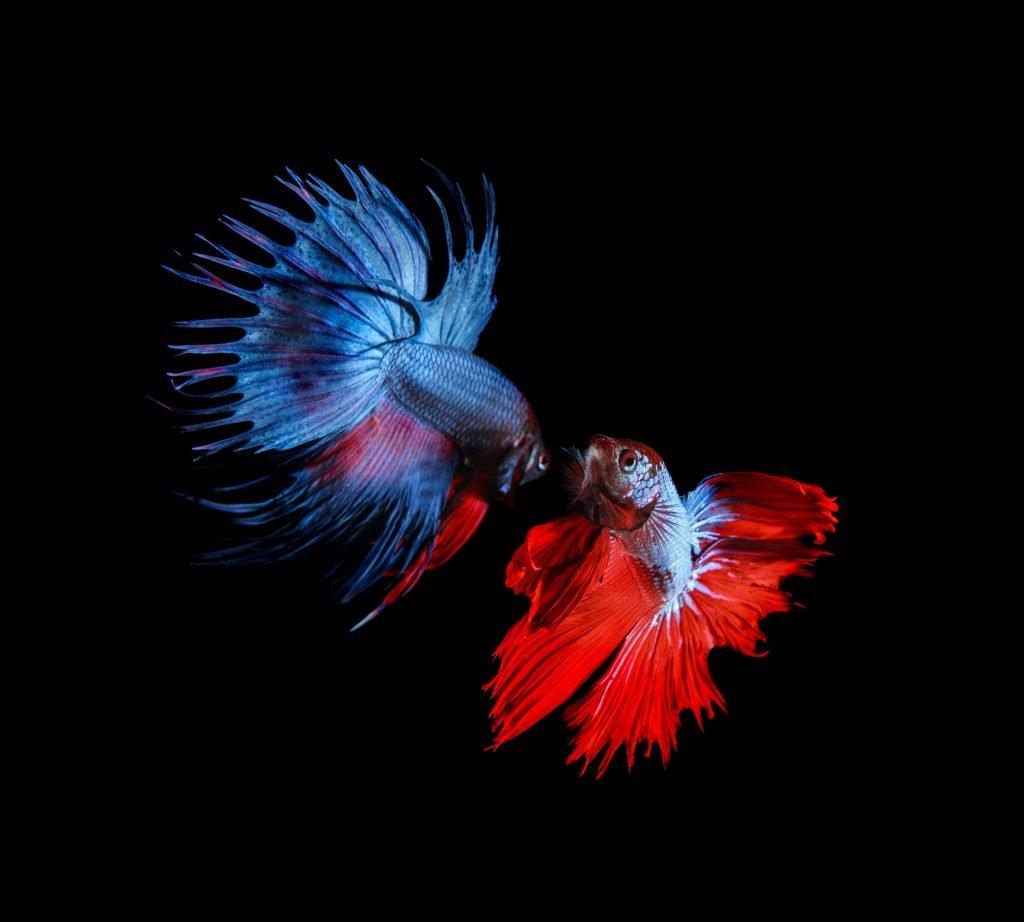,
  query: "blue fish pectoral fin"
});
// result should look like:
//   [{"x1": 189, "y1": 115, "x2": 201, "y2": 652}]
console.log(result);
[{"x1": 492, "y1": 454, "x2": 528, "y2": 506}]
